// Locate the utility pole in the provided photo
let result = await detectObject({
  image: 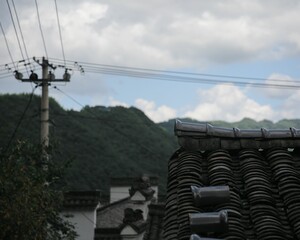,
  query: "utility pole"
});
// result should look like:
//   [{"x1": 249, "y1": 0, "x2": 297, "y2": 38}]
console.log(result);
[
  {"x1": 15, "y1": 57, "x2": 70, "y2": 150},
  {"x1": 41, "y1": 58, "x2": 49, "y2": 147}
]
